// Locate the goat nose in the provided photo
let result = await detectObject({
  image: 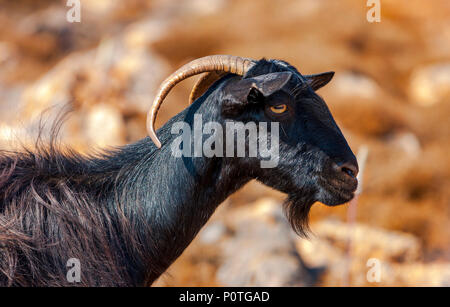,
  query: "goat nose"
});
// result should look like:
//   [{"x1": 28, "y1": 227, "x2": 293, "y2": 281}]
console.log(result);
[{"x1": 335, "y1": 161, "x2": 359, "y2": 179}]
